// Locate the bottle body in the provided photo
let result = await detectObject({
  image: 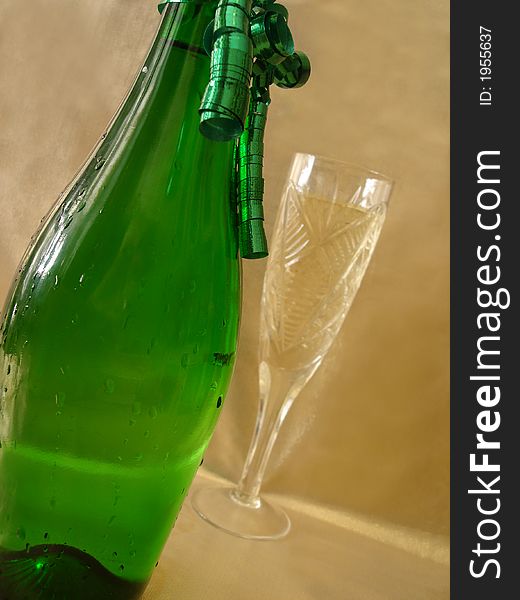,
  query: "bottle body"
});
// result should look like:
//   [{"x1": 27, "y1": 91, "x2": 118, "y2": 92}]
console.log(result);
[{"x1": 0, "y1": 3, "x2": 239, "y2": 597}]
